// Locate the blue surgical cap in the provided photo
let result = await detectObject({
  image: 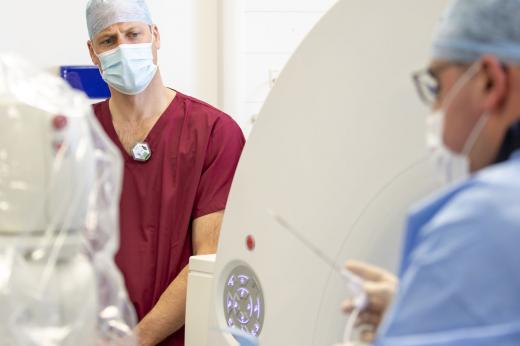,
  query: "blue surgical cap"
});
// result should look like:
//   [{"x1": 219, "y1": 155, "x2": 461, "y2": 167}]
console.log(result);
[
  {"x1": 86, "y1": 0, "x2": 153, "y2": 39},
  {"x1": 432, "y1": 0, "x2": 520, "y2": 63}
]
